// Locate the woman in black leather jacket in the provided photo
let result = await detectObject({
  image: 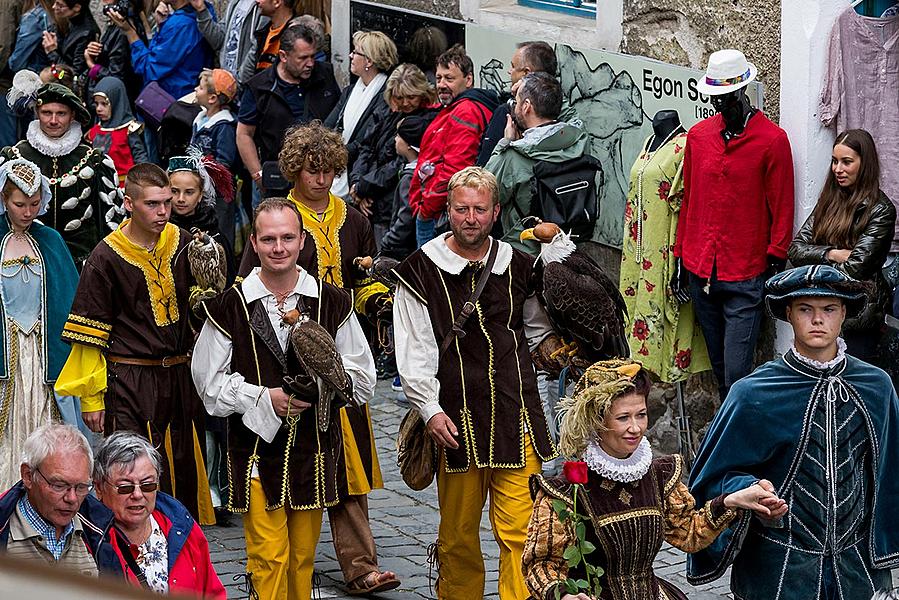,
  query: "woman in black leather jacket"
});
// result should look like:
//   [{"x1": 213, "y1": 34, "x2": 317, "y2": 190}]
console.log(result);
[
  {"x1": 788, "y1": 129, "x2": 896, "y2": 362},
  {"x1": 43, "y1": 0, "x2": 99, "y2": 78},
  {"x1": 348, "y1": 63, "x2": 437, "y2": 245}
]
